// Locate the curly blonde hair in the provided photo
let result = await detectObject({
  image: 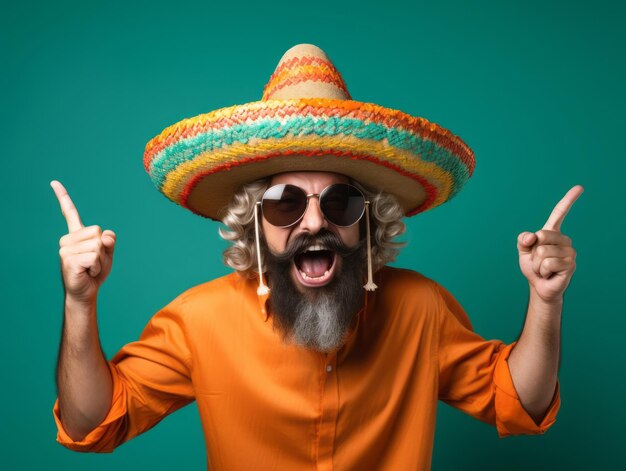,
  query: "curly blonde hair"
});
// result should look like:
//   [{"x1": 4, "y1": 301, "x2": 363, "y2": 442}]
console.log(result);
[{"x1": 219, "y1": 177, "x2": 406, "y2": 275}]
